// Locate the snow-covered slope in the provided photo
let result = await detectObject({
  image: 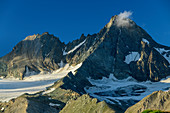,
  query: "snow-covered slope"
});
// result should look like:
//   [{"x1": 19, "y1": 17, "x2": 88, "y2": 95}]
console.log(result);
[
  {"x1": 84, "y1": 74, "x2": 170, "y2": 106},
  {"x1": 154, "y1": 48, "x2": 170, "y2": 63},
  {"x1": 0, "y1": 63, "x2": 82, "y2": 102}
]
